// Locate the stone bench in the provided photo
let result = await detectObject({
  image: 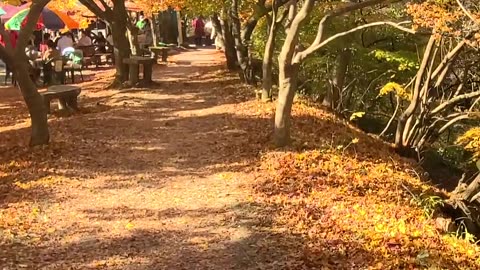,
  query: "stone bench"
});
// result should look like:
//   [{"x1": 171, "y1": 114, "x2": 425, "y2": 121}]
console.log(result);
[
  {"x1": 41, "y1": 85, "x2": 81, "y2": 113},
  {"x1": 123, "y1": 56, "x2": 155, "y2": 85},
  {"x1": 149, "y1": 47, "x2": 170, "y2": 62}
]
